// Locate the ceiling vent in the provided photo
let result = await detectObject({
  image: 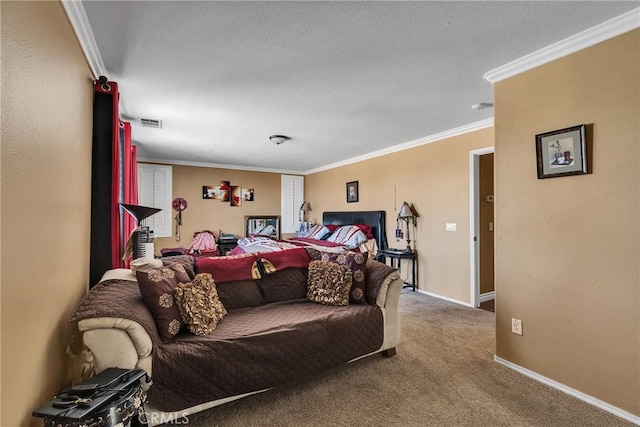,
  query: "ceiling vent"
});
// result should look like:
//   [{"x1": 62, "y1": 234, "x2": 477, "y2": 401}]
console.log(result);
[{"x1": 140, "y1": 118, "x2": 162, "y2": 129}]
